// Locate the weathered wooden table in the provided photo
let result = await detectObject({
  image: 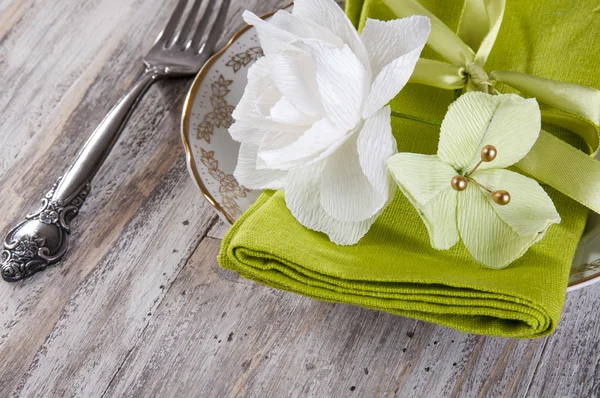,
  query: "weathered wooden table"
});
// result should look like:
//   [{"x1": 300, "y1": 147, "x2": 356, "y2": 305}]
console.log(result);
[{"x1": 1, "y1": 0, "x2": 599, "y2": 396}]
